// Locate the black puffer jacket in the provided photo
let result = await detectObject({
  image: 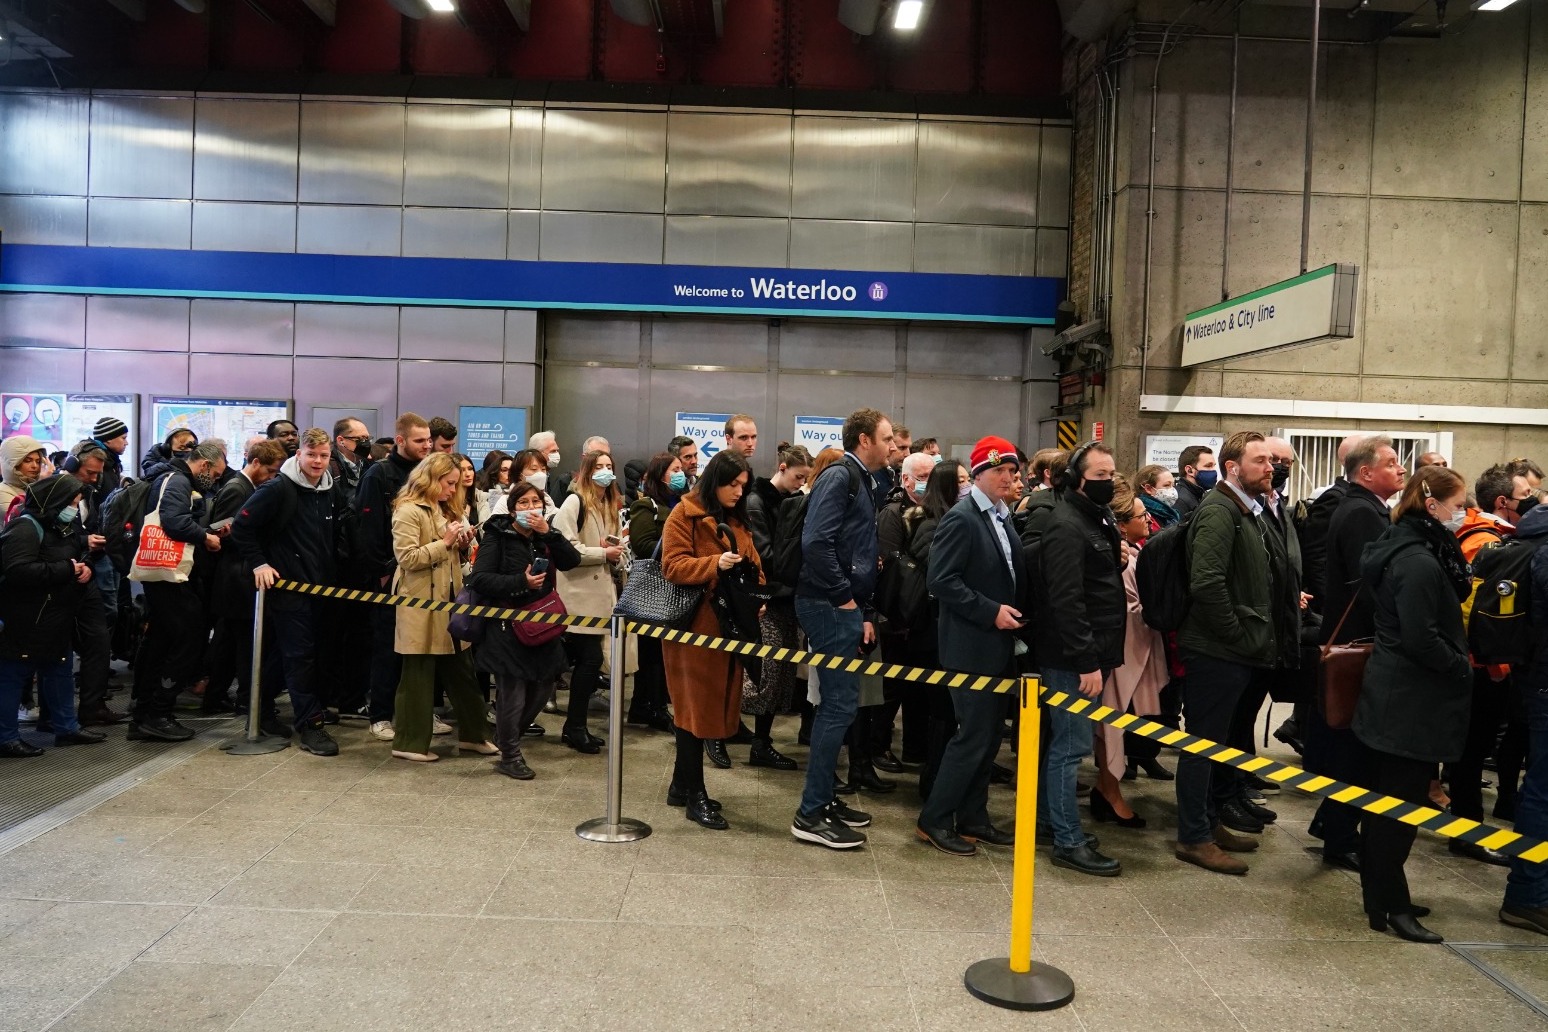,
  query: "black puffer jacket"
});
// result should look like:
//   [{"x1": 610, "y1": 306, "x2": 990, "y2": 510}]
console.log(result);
[
  {"x1": 467, "y1": 515, "x2": 582, "y2": 682},
  {"x1": 0, "y1": 474, "x2": 98, "y2": 663},
  {"x1": 1032, "y1": 489, "x2": 1126, "y2": 673}
]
